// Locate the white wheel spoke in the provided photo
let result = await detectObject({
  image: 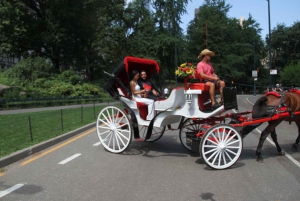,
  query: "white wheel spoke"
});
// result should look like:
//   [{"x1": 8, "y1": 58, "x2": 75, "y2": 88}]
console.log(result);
[
  {"x1": 226, "y1": 140, "x2": 240, "y2": 146},
  {"x1": 223, "y1": 130, "x2": 232, "y2": 143},
  {"x1": 217, "y1": 129, "x2": 221, "y2": 142},
  {"x1": 210, "y1": 132, "x2": 220, "y2": 143},
  {"x1": 224, "y1": 150, "x2": 233, "y2": 161},
  {"x1": 116, "y1": 115, "x2": 125, "y2": 125},
  {"x1": 106, "y1": 110, "x2": 113, "y2": 124},
  {"x1": 226, "y1": 148, "x2": 238, "y2": 156},
  {"x1": 221, "y1": 128, "x2": 225, "y2": 142},
  {"x1": 207, "y1": 149, "x2": 220, "y2": 161},
  {"x1": 115, "y1": 132, "x2": 126, "y2": 147},
  {"x1": 218, "y1": 150, "x2": 222, "y2": 167},
  {"x1": 114, "y1": 132, "x2": 121, "y2": 150},
  {"x1": 222, "y1": 152, "x2": 227, "y2": 166},
  {"x1": 116, "y1": 128, "x2": 130, "y2": 133},
  {"x1": 102, "y1": 113, "x2": 112, "y2": 127},
  {"x1": 116, "y1": 122, "x2": 128, "y2": 129},
  {"x1": 227, "y1": 146, "x2": 240, "y2": 149},
  {"x1": 206, "y1": 138, "x2": 219, "y2": 146},
  {"x1": 98, "y1": 130, "x2": 111, "y2": 136},
  {"x1": 204, "y1": 147, "x2": 219, "y2": 155},
  {"x1": 98, "y1": 118, "x2": 111, "y2": 128},
  {"x1": 212, "y1": 150, "x2": 221, "y2": 165},
  {"x1": 116, "y1": 130, "x2": 130, "y2": 141},
  {"x1": 98, "y1": 125, "x2": 111, "y2": 130},
  {"x1": 203, "y1": 145, "x2": 218, "y2": 148},
  {"x1": 225, "y1": 133, "x2": 237, "y2": 144}
]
